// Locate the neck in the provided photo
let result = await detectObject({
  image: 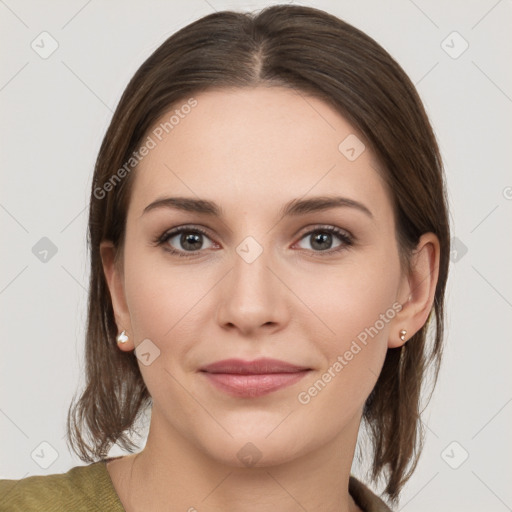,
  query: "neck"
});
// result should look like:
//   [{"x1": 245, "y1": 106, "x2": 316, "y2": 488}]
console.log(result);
[{"x1": 118, "y1": 407, "x2": 363, "y2": 512}]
